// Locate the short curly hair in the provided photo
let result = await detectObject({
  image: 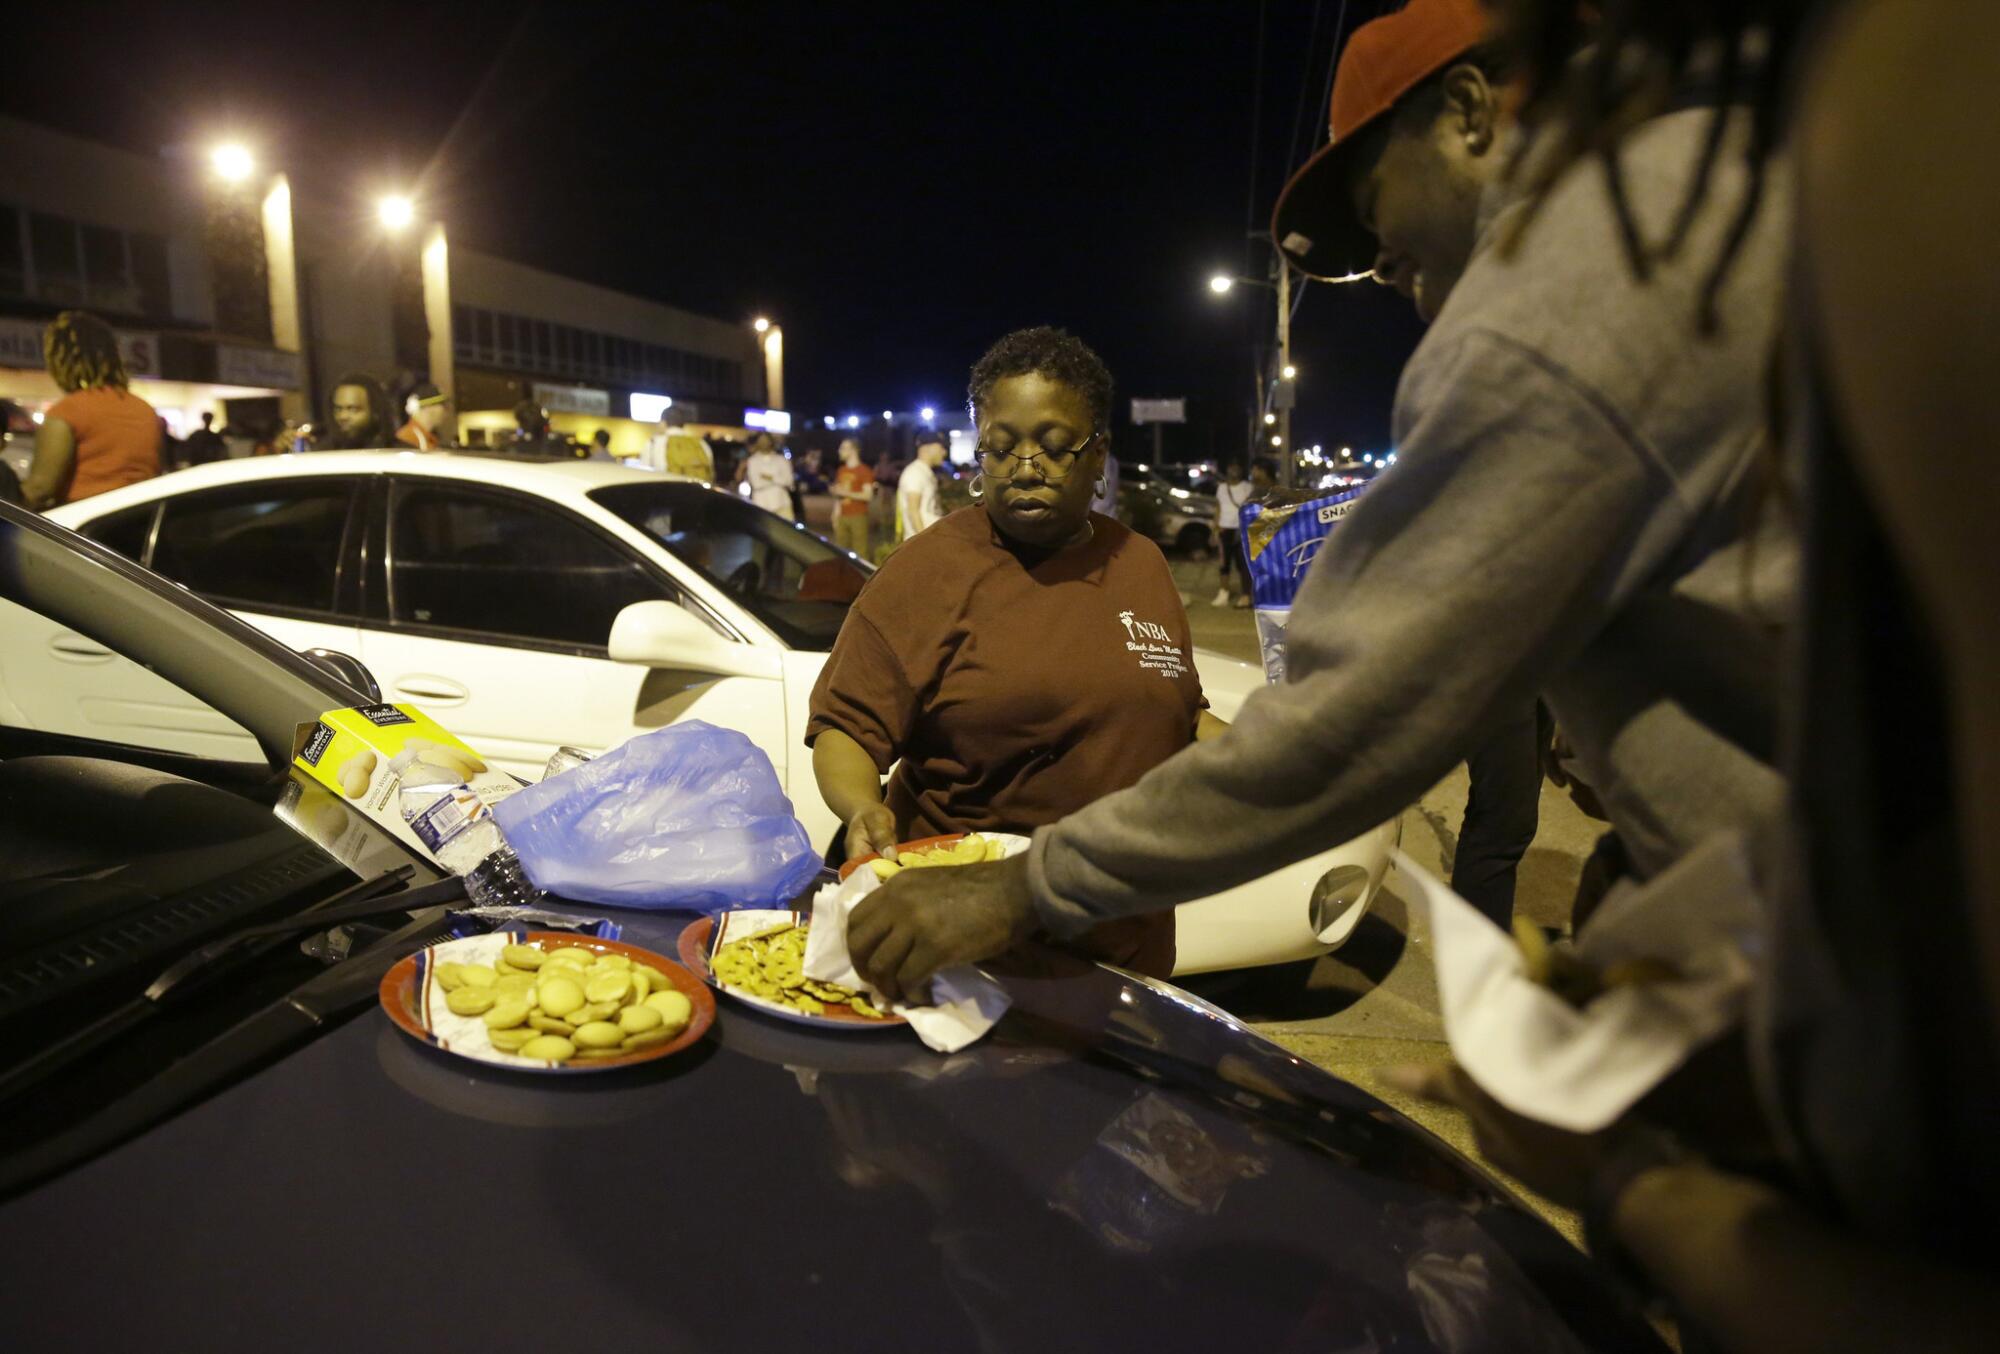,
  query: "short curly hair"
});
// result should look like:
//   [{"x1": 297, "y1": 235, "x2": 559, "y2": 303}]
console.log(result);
[{"x1": 967, "y1": 326, "x2": 1113, "y2": 433}]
